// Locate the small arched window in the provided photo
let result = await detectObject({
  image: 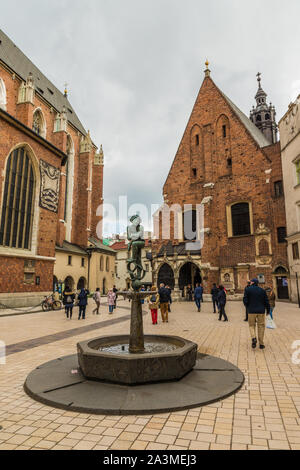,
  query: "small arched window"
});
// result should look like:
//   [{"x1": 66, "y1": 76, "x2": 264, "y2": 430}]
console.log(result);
[
  {"x1": 0, "y1": 77, "x2": 7, "y2": 110},
  {"x1": 100, "y1": 256, "x2": 104, "y2": 271},
  {"x1": 106, "y1": 257, "x2": 110, "y2": 272},
  {"x1": 231, "y1": 203, "x2": 251, "y2": 237},
  {"x1": 32, "y1": 109, "x2": 46, "y2": 138},
  {"x1": 0, "y1": 147, "x2": 36, "y2": 249},
  {"x1": 256, "y1": 115, "x2": 261, "y2": 122}
]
